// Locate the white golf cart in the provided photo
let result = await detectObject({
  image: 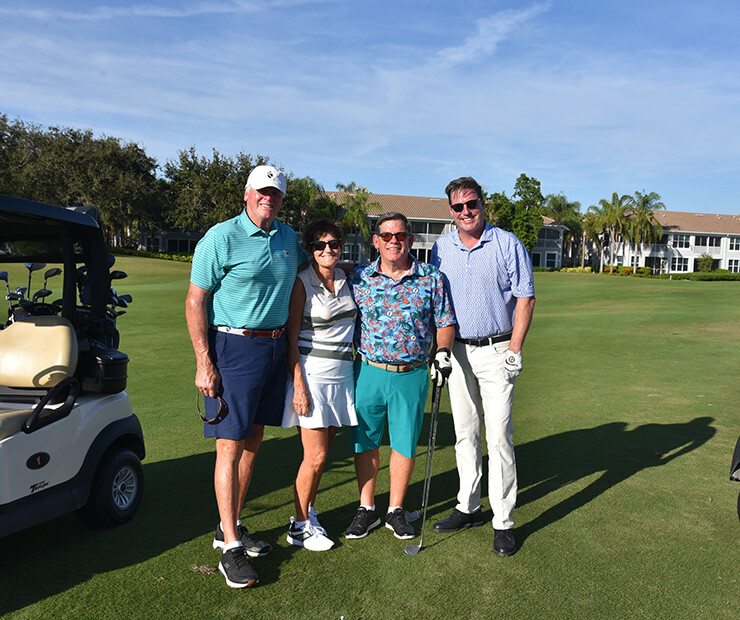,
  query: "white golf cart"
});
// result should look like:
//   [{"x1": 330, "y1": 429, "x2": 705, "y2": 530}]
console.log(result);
[{"x1": 0, "y1": 195, "x2": 144, "y2": 537}]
